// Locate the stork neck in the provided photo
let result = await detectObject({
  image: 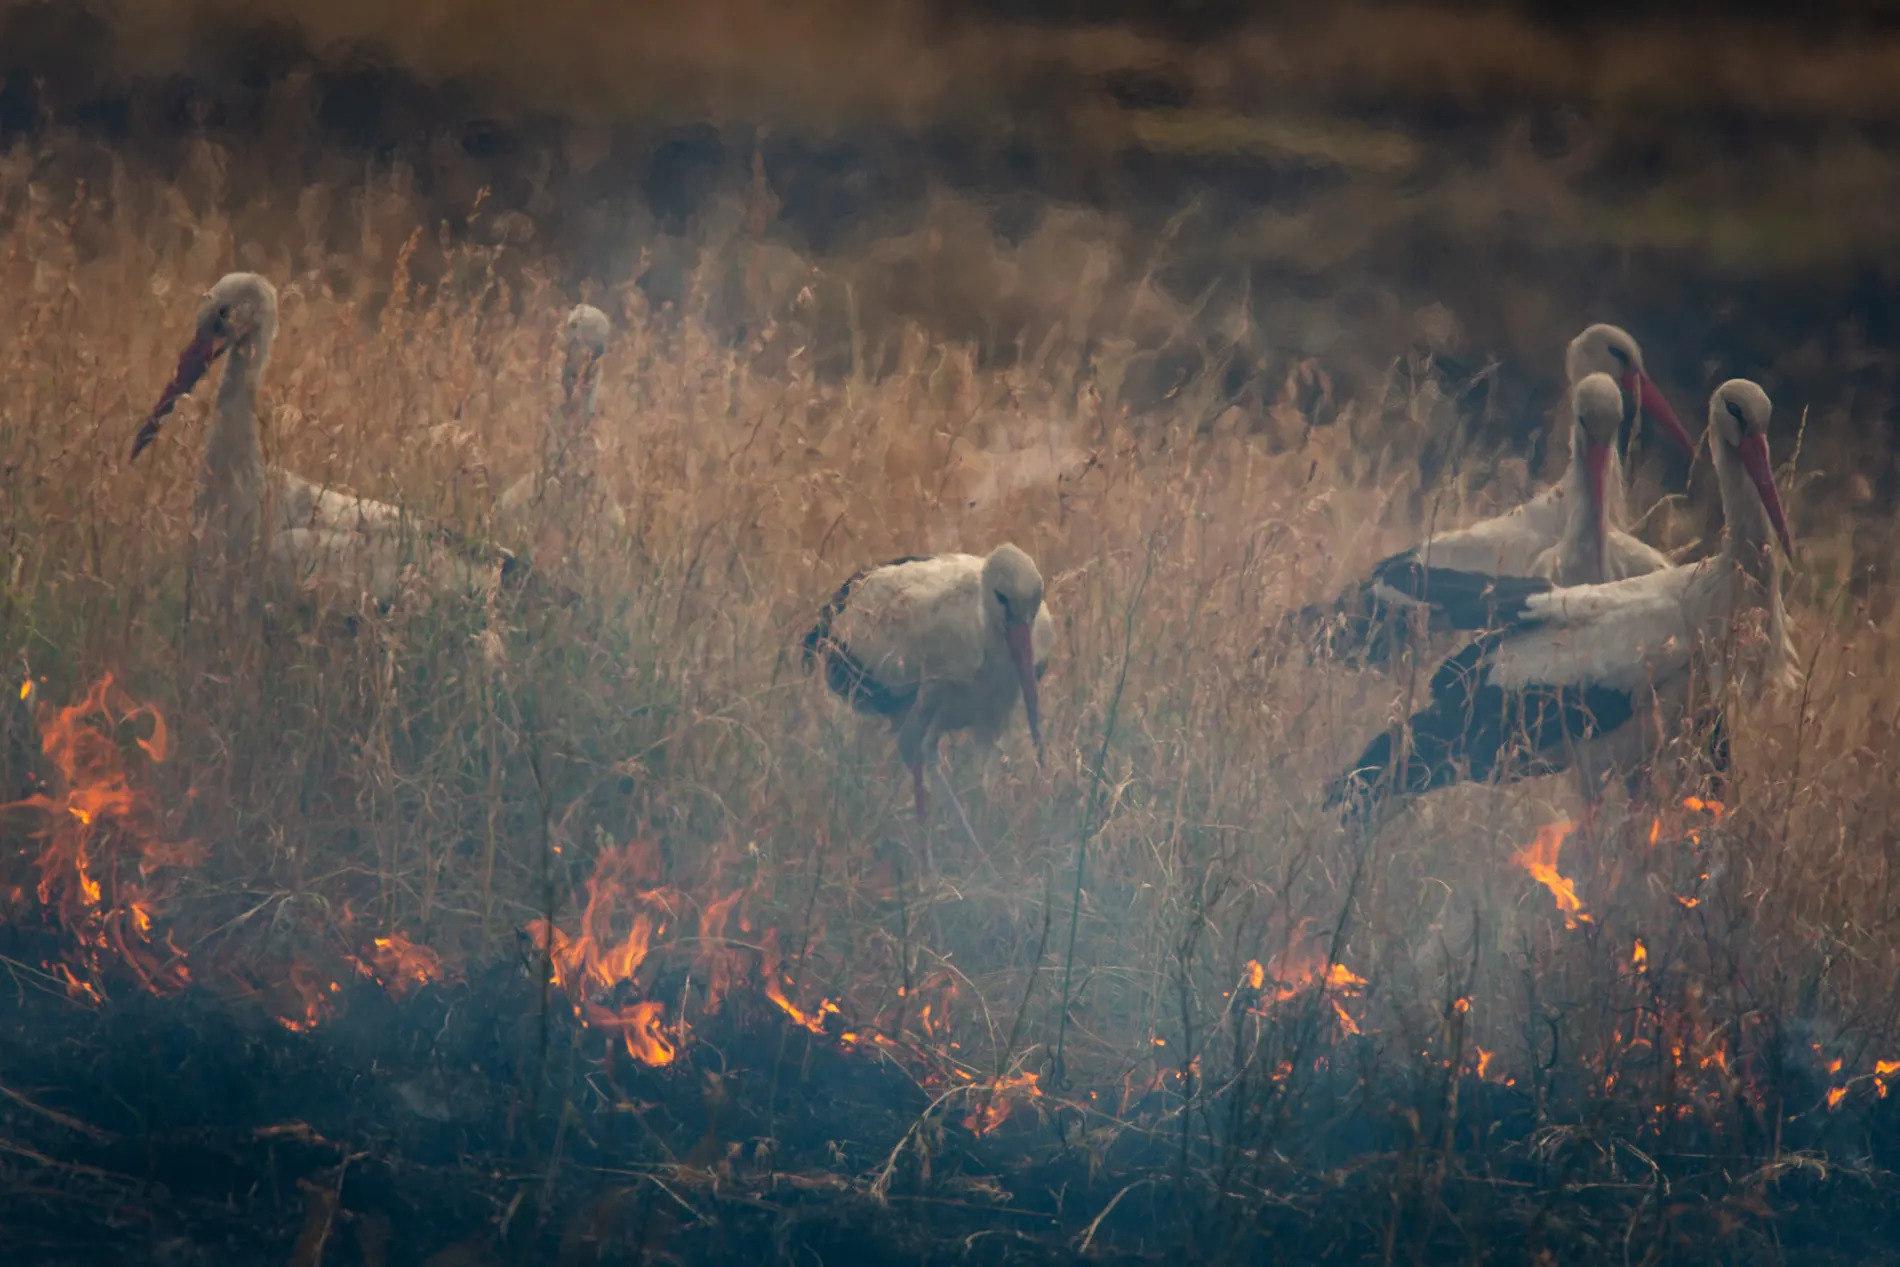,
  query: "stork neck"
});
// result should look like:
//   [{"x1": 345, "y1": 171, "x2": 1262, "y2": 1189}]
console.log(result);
[
  {"x1": 1555, "y1": 420, "x2": 1618, "y2": 574},
  {"x1": 209, "y1": 336, "x2": 267, "y2": 485},
  {"x1": 1712, "y1": 435, "x2": 1779, "y2": 585}
]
